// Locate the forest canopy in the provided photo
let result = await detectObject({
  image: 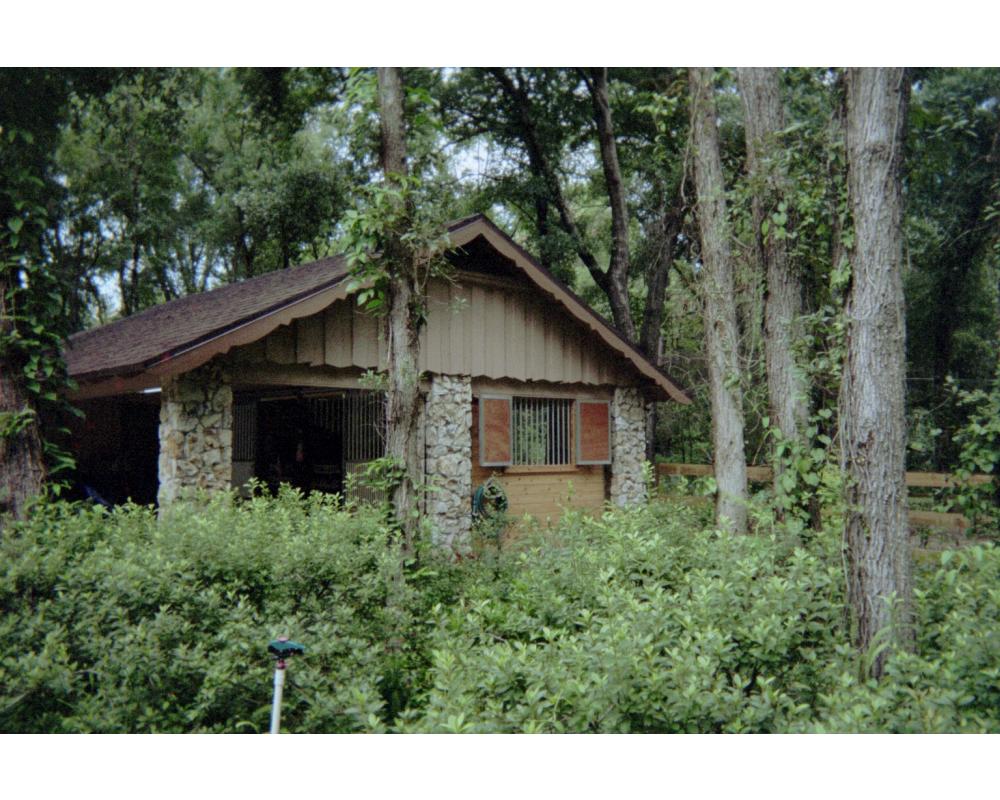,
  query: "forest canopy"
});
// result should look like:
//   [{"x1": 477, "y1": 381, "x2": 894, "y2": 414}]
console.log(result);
[{"x1": 2, "y1": 67, "x2": 996, "y2": 474}]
